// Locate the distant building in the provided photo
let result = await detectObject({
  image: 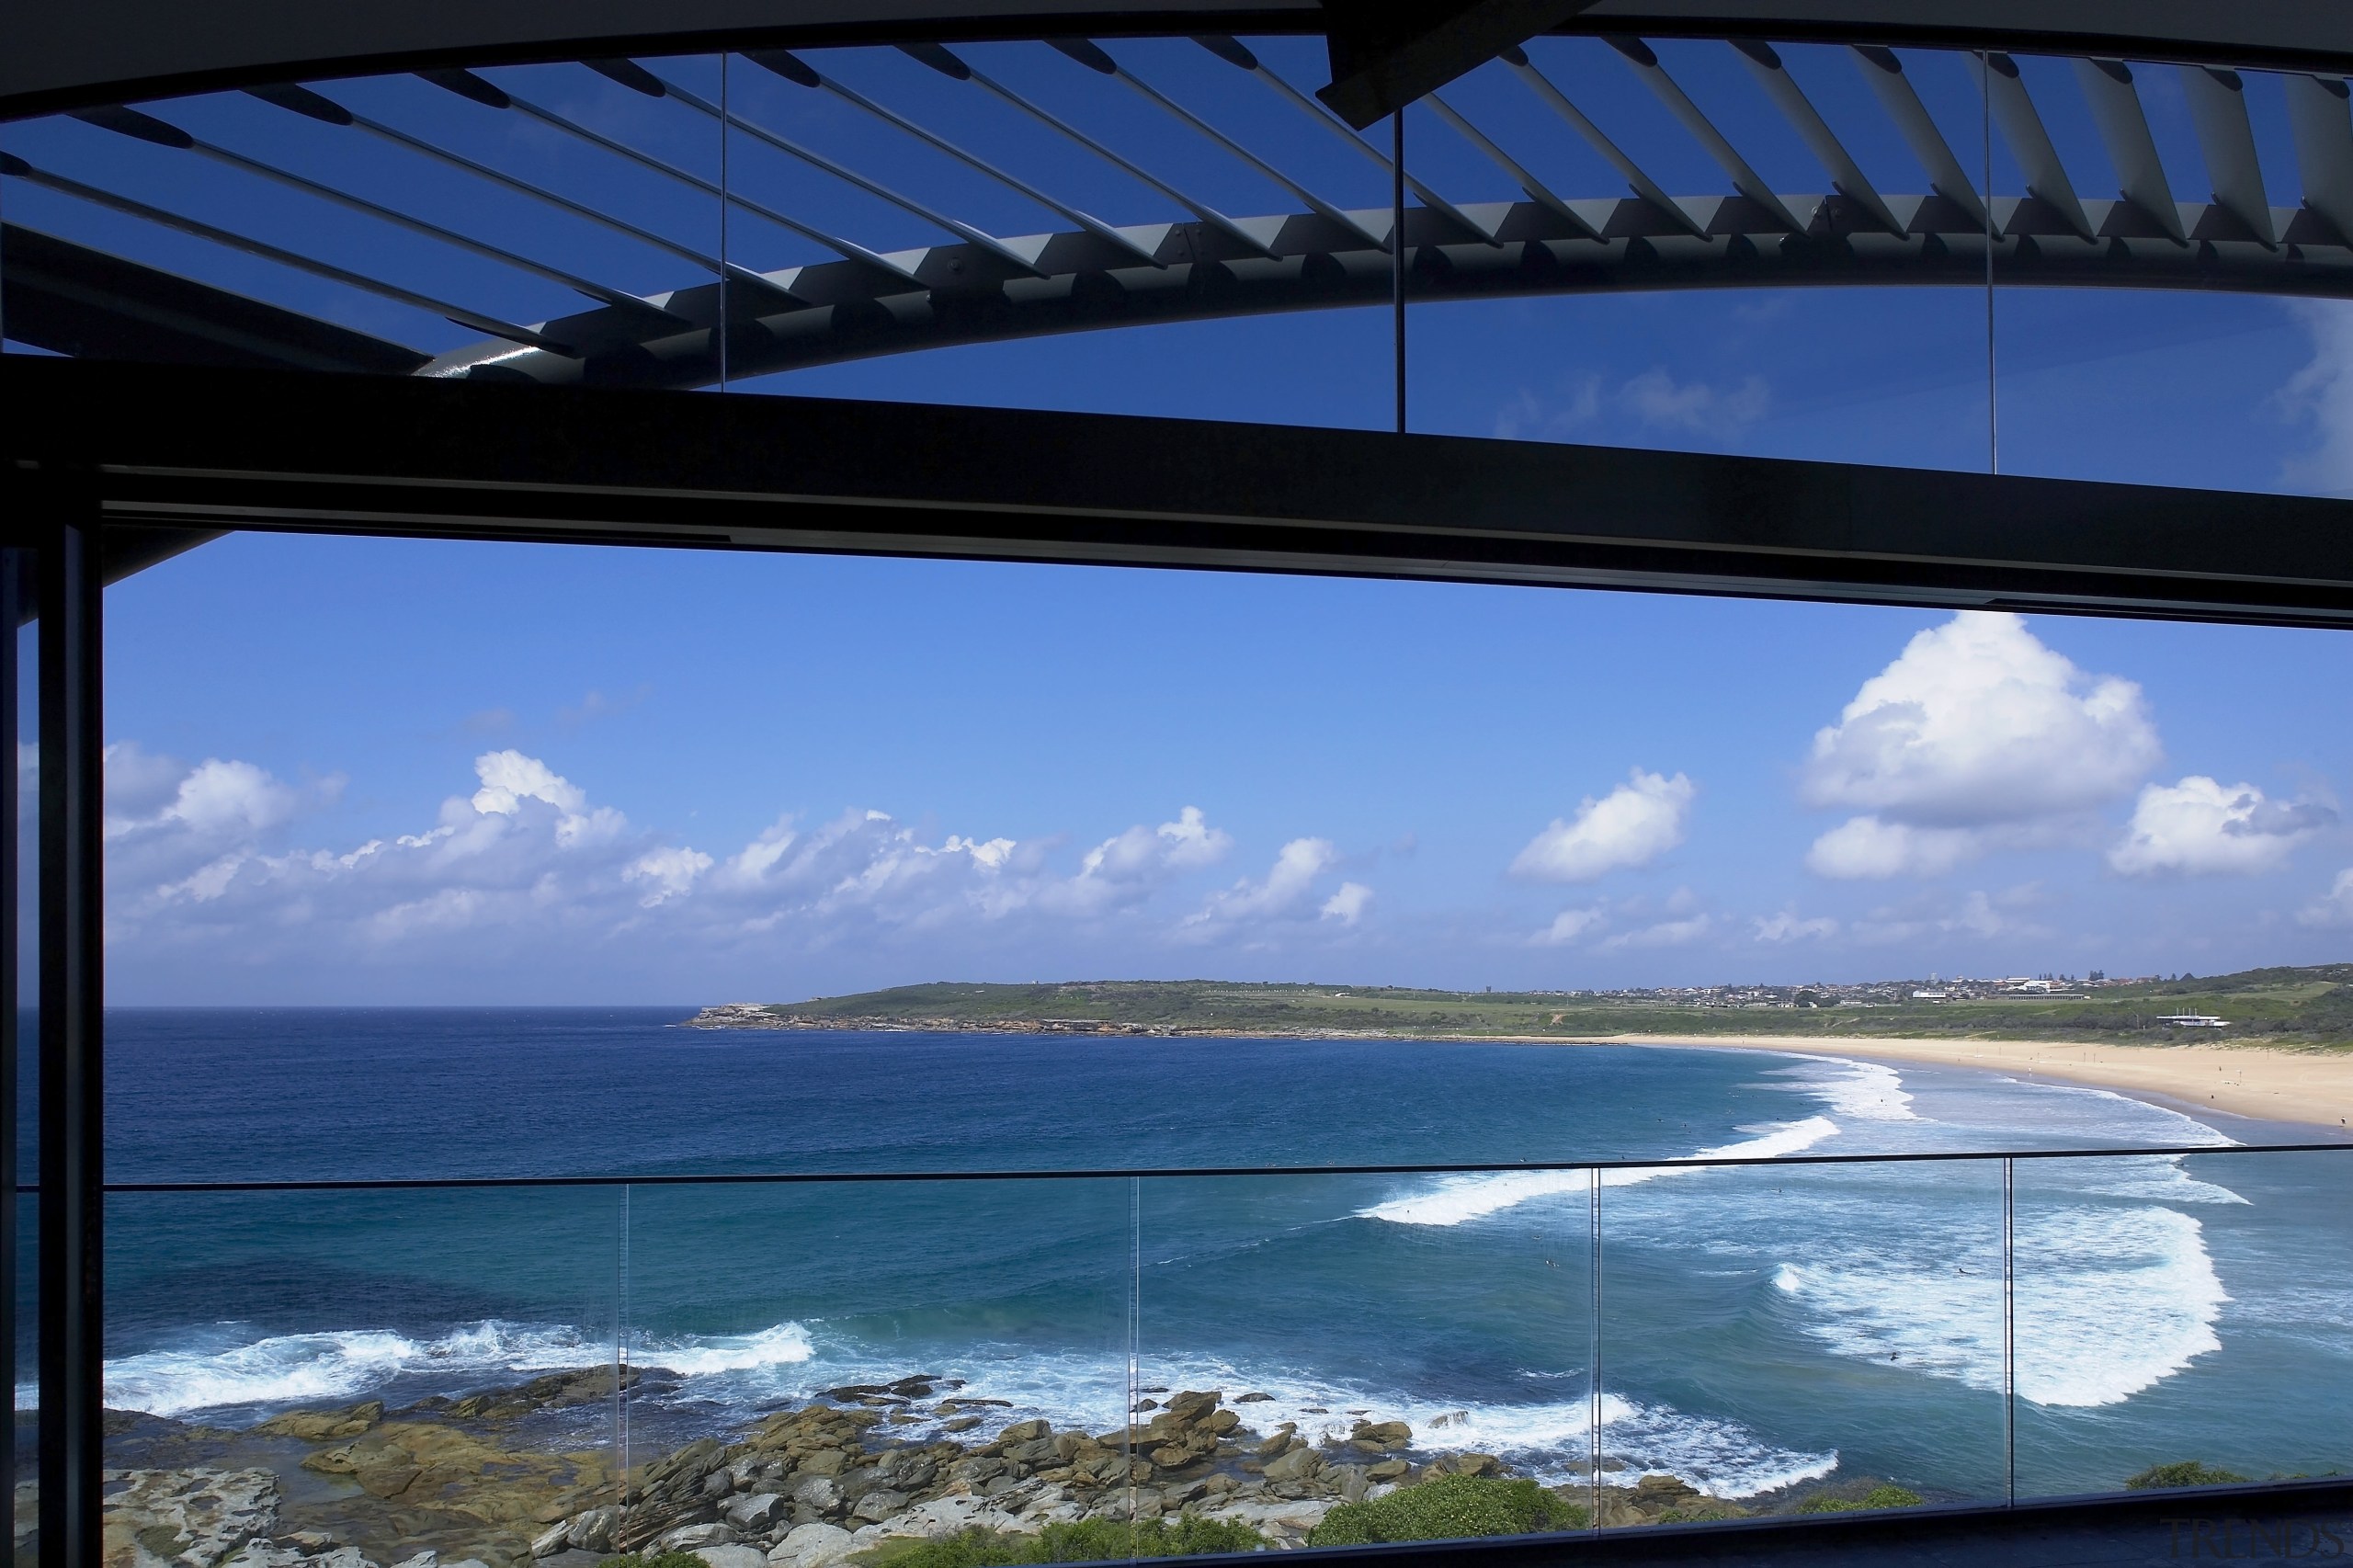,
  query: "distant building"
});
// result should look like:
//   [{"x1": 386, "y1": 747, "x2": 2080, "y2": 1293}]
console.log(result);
[{"x1": 2158, "y1": 1013, "x2": 2228, "y2": 1028}]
